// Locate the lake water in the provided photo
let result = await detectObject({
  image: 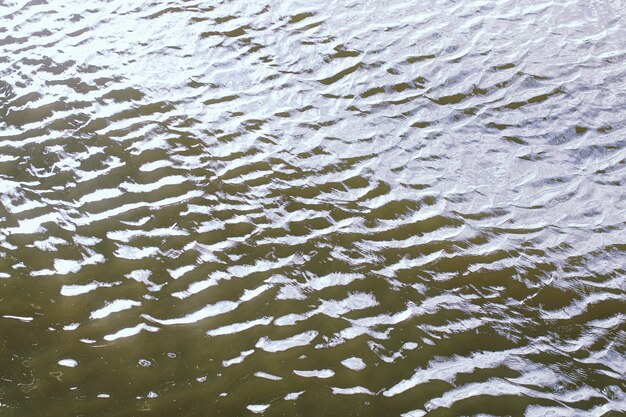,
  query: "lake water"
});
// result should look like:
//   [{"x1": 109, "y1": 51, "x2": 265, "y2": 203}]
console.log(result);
[{"x1": 0, "y1": 0, "x2": 625, "y2": 415}]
